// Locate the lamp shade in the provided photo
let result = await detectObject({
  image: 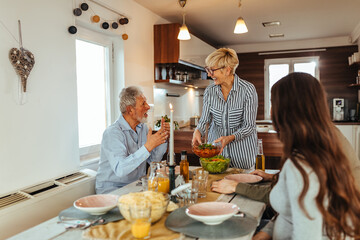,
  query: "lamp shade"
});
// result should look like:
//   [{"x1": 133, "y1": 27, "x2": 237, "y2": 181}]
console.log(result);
[
  {"x1": 234, "y1": 17, "x2": 248, "y2": 34},
  {"x1": 177, "y1": 24, "x2": 191, "y2": 40}
]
